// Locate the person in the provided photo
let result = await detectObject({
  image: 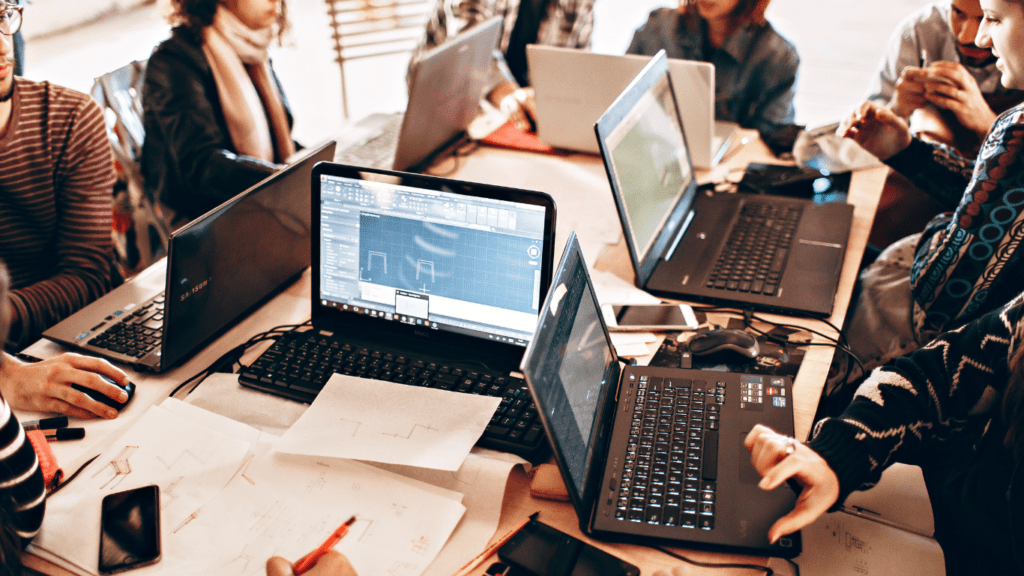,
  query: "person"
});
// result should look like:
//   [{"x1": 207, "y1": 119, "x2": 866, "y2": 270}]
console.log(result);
[
  {"x1": 410, "y1": 0, "x2": 596, "y2": 132},
  {"x1": 0, "y1": 7, "x2": 131, "y2": 420},
  {"x1": 826, "y1": 0, "x2": 1024, "y2": 405},
  {"x1": 266, "y1": 551, "x2": 358, "y2": 576},
  {"x1": 867, "y1": 0, "x2": 1024, "y2": 154},
  {"x1": 142, "y1": 0, "x2": 298, "y2": 222},
  {"x1": 862, "y1": 0, "x2": 1024, "y2": 249},
  {"x1": 626, "y1": 0, "x2": 798, "y2": 140},
  {"x1": 747, "y1": 288, "x2": 1024, "y2": 574},
  {"x1": 8, "y1": 1, "x2": 19, "y2": 77}
]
